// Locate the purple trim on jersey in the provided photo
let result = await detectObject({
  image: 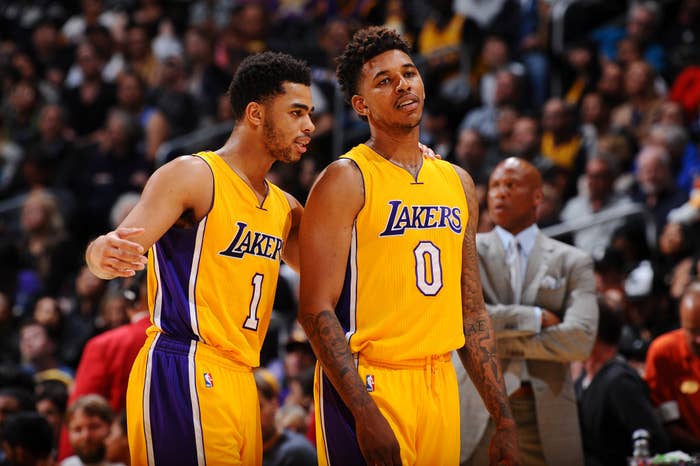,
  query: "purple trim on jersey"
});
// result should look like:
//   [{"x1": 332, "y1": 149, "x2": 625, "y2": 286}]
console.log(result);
[
  {"x1": 334, "y1": 257, "x2": 353, "y2": 333},
  {"x1": 148, "y1": 335, "x2": 199, "y2": 465},
  {"x1": 320, "y1": 370, "x2": 366, "y2": 466},
  {"x1": 154, "y1": 226, "x2": 201, "y2": 340}
]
